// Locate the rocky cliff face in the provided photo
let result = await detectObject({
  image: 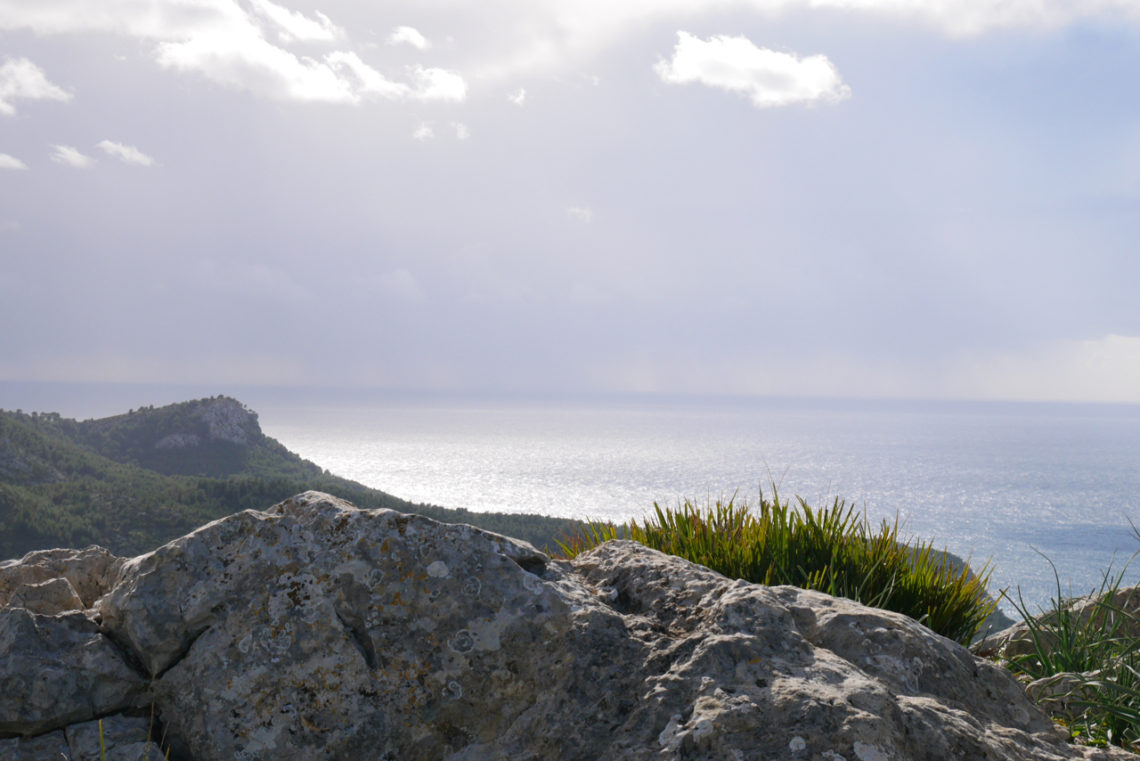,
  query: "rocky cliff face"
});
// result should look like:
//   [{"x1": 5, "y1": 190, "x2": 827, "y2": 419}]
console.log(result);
[
  {"x1": 67, "y1": 395, "x2": 266, "y2": 477},
  {"x1": 0, "y1": 492, "x2": 1131, "y2": 761},
  {"x1": 159, "y1": 395, "x2": 255, "y2": 448}
]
